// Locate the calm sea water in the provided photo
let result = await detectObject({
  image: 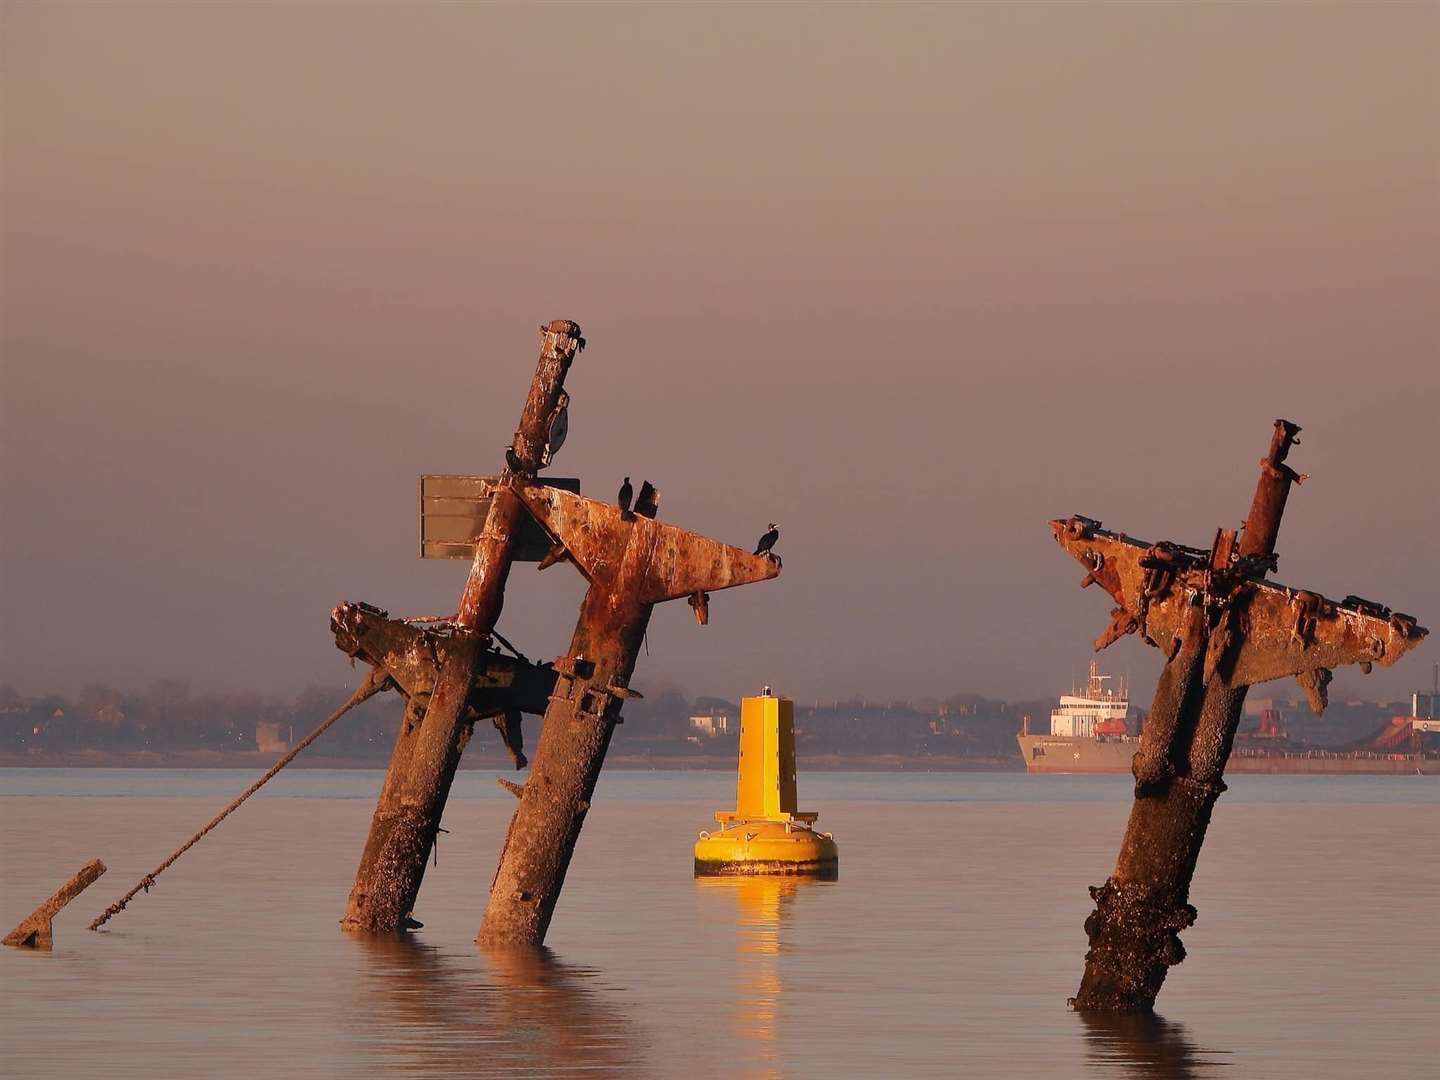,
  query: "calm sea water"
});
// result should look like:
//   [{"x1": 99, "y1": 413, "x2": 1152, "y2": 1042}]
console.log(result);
[{"x1": 2, "y1": 769, "x2": 1436, "y2": 1079}]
